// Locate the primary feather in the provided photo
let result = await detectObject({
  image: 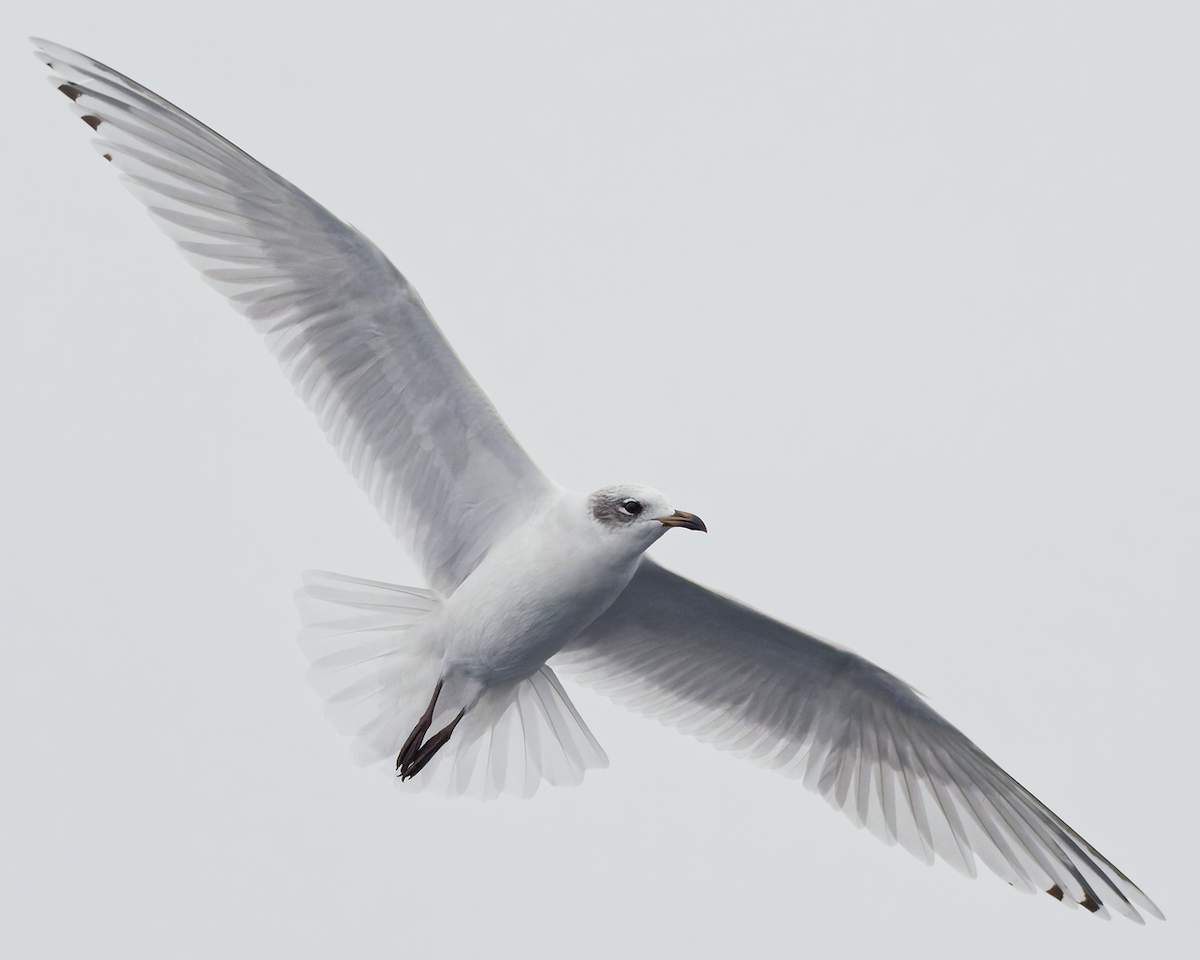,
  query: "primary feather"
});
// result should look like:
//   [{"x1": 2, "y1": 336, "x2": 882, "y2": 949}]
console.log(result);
[
  {"x1": 34, "y1": 38, "x2": 556, "y2": 597},
  {"x1": 556, "y1": 559, "x2": 1164, "y2": 923}
]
